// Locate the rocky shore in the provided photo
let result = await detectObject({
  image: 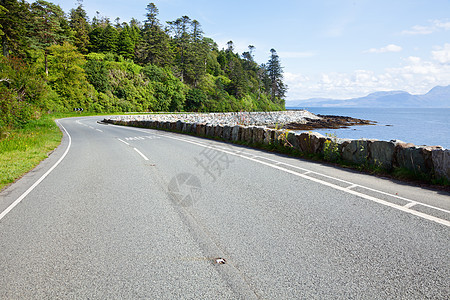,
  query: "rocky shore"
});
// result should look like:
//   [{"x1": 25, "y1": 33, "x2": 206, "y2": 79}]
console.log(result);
[{"x1": 278, "y1": 115, "x2": 376, "y2": 130}]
